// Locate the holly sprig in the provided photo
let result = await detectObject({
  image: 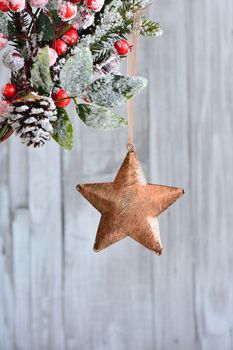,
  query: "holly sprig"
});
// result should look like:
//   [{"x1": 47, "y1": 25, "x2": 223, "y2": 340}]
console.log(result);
[{"x1": 0, "y1": 0, "x2": 161, "y2": 149}]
